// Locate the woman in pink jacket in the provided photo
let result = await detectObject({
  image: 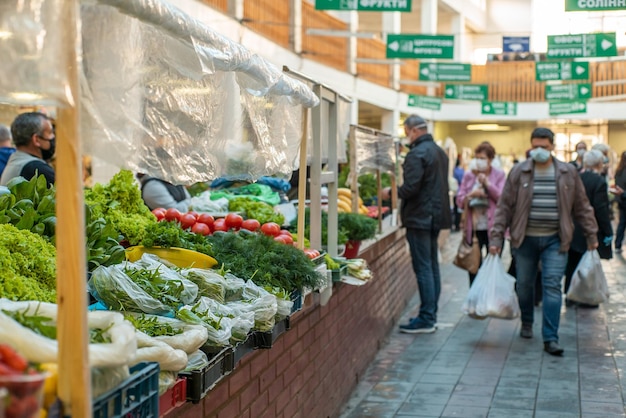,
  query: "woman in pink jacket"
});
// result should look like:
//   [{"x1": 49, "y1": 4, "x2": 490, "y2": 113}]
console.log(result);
[{"x1": 456, "y1": 142, "x2": 506, "y2": 286}]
